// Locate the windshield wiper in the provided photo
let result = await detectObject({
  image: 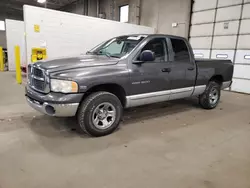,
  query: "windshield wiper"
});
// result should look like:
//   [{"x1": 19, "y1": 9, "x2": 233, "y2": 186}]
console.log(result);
[
  {"x1": 86, "y1": 51, "x2": 97, "y2": 55},
  {"x1": 104, "y1": 53, "x2": 111, "y2": 58},
  {"x1": 110, "y1": 55, "x2": 120, "y2": 58},
  {"x1": 86, "y1": 51, "x2": 117, "y2": 58},
  {"x1": 96, "y1": 52, "x2": 111, "y2": 58}
]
